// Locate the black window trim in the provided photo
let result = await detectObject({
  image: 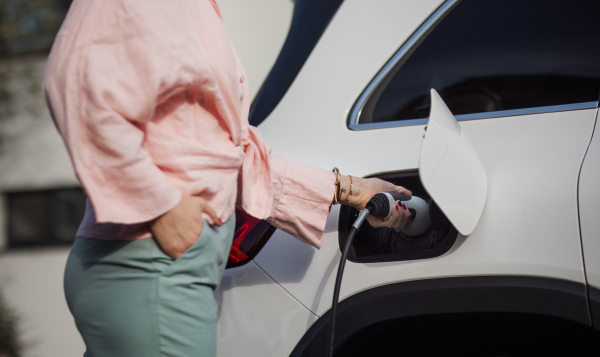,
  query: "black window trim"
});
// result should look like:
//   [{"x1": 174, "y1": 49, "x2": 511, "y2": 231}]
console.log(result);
[
  {"x1": 347, "y1": 0, "x2": 600, "y2": 131},
  {"x1": 5, "y1": 186, "x2": 86, "y2": 248}
]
